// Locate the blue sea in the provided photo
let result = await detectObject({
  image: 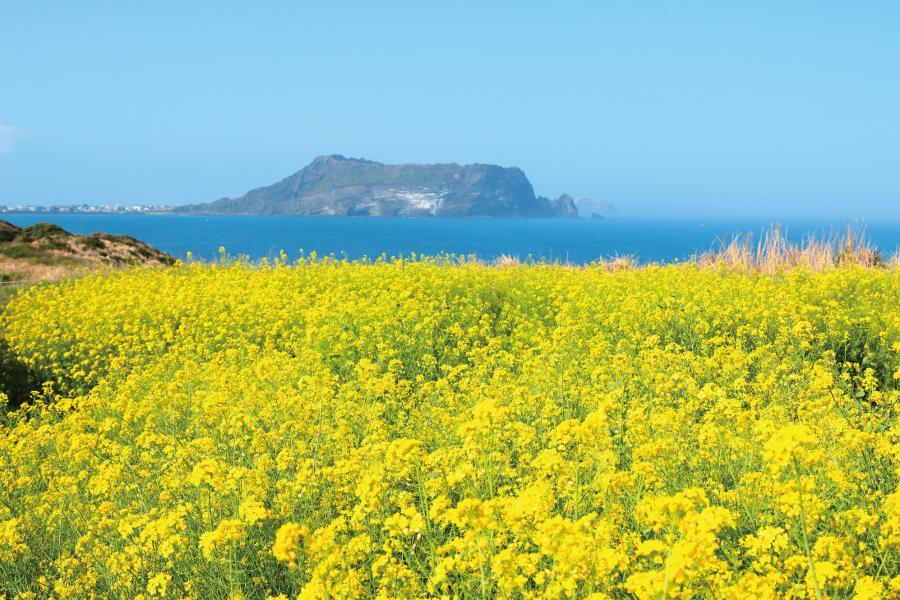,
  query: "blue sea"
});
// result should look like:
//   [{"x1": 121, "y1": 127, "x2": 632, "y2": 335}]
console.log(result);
[{"x1": 3, "y1": 214, "x2": 899, "y2": 264}]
